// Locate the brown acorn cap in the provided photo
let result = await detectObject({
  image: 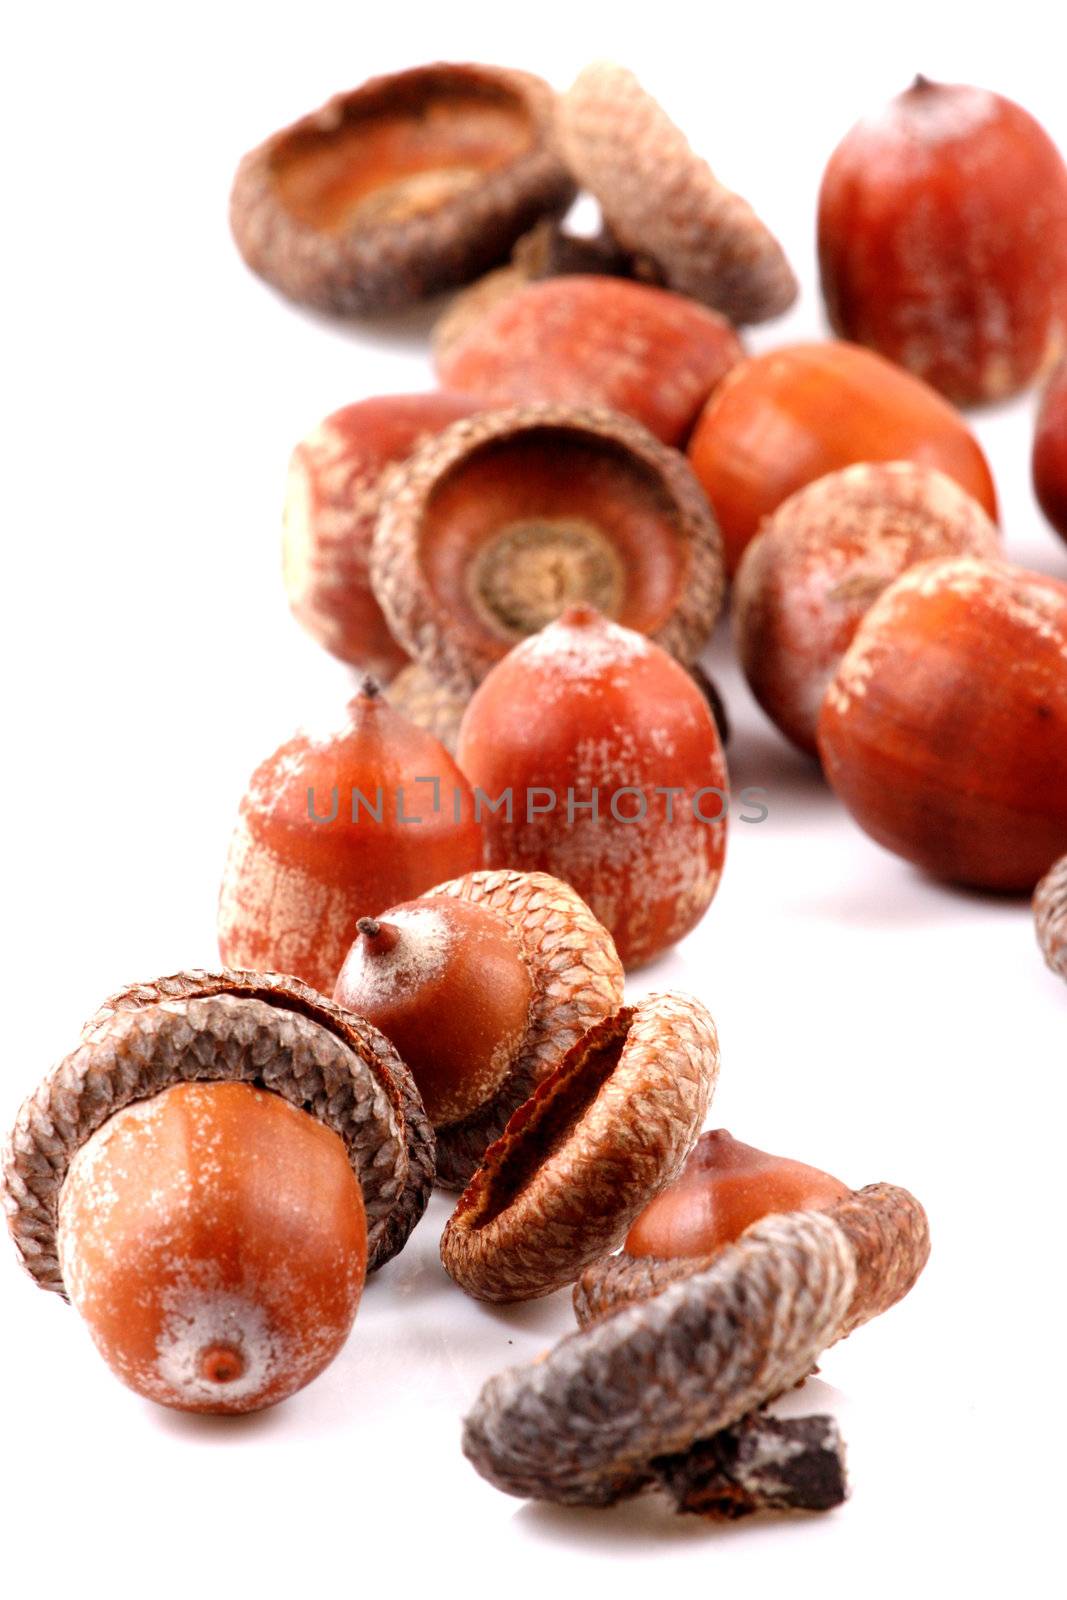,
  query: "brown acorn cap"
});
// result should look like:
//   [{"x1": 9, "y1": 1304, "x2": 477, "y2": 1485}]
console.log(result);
[
  {"x1": 229, "y1": 63, "x2": 576, "y2": 317},
  {"x1": 464, "y1": 1184, "x2": 928, "y2": 1505},
  {"x1": 557, "y1": 63, "x2": 797, "y2": 326},
  {"x1": 425, "y1": 869, "x2": 624, "y2": 1189},
  {"x1": 2, "y1": 968, "x2": 436, "y2": 1295},
  {"x1": 385, "y1": 661, "x2": 469, "y2": 753},
  {"x1": 440, "y1": 992, "x2": 719, "y2": 1301},
  {"x1": 1035, "y1": 854, "x2": 1067, "y2": 981},
  {"x1": 572, "y1": 1182, "x2": 929, "y2": 1334},
  {"x1": 371, "y1": 401, "x2": 725, "y2": 695}
]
